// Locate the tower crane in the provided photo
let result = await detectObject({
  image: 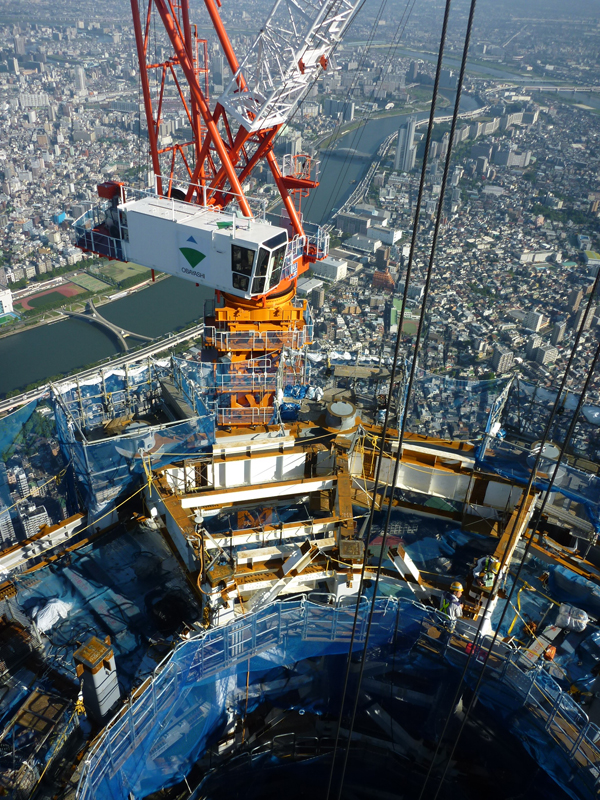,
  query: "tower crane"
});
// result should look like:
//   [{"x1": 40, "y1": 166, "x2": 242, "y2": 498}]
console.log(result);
[{"x1": 74, "y1": 0, "x2": 361, "y2": 426}]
